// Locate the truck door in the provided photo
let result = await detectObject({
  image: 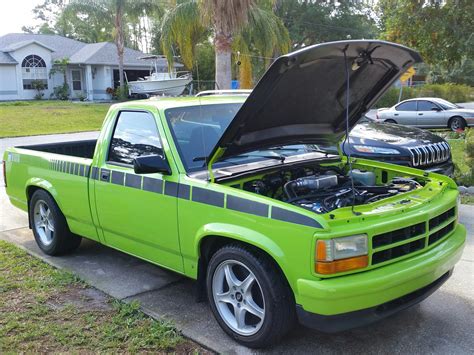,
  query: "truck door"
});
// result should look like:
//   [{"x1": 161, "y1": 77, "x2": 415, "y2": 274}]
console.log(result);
[
  {"x1": 416, "y1": 100, "x2": 446, "y2": 127},
  {"x1": 93, "y1": 109, "x2": 183, "y2": 272}
]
